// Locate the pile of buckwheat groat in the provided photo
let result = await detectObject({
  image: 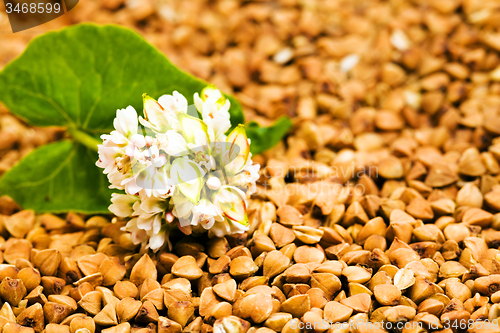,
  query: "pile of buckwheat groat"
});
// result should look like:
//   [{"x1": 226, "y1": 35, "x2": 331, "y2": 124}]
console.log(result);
[{"x1": 3, "y1": 0, "x2": 500, "y2": 333}]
